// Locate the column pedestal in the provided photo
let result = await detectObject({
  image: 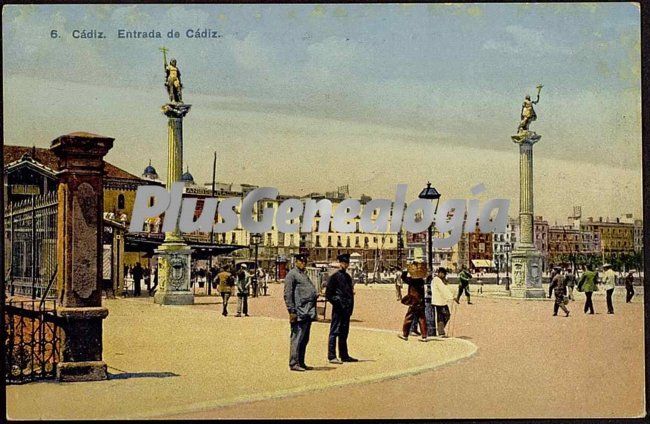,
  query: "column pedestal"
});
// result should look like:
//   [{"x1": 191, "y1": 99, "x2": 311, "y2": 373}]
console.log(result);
[
  {"x1": 50, "y1": 132, "x2": 114, "y2": 382},
  {"x1": 154, "y1": 242, "x2": 194, "y2": 305},
  {"x1": 510, "y1": 245, "x2": 545, "y2": 298}
]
